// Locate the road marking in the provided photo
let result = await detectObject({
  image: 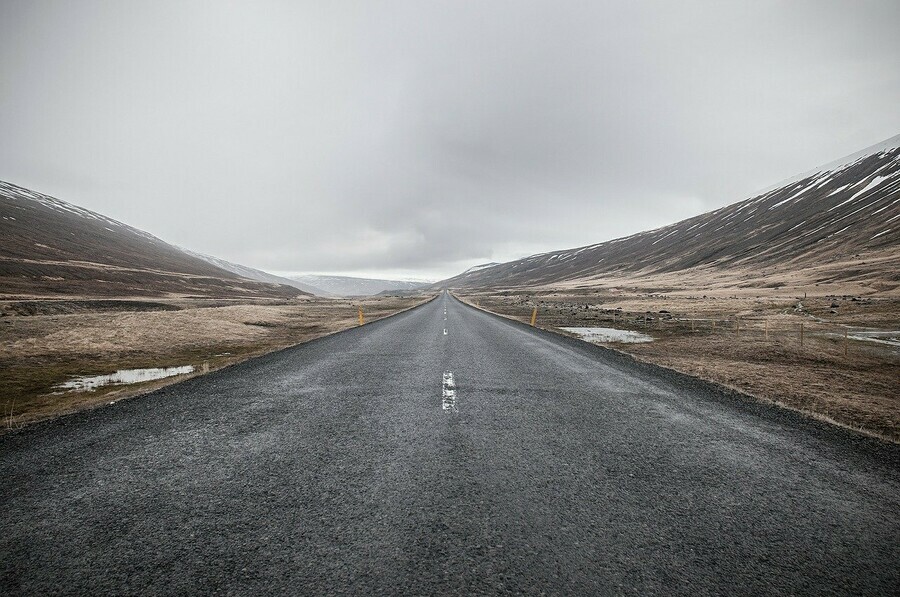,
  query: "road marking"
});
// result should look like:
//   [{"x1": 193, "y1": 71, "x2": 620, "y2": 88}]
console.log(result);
[{"x1": 442, "y1": 371, "x2": 457, "y2": 412}]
